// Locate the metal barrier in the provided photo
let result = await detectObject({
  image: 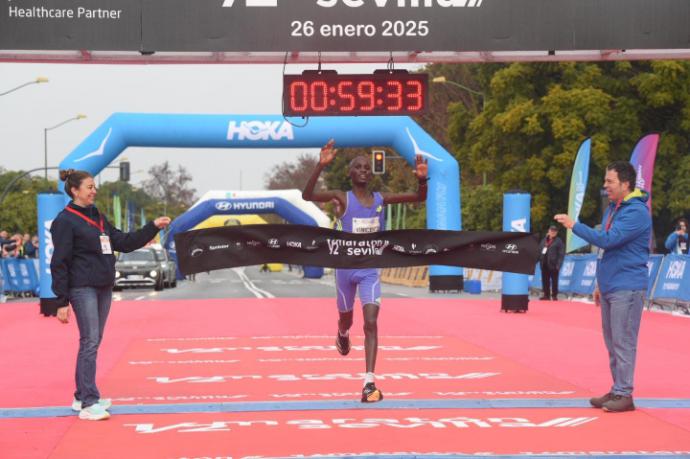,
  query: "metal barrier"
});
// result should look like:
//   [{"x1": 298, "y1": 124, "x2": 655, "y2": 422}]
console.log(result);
[
  {"x1": 650, "y1": 254, "x2": 690, "y2": 303},
  {"x1": 381, "y1": 266, "x2": 429, "y2": 288},
  {"x1": 0, "y1": 258, "x2": 40, "y2": 297},
  {"x1": 380, "y1": 255, "x2": 689, "y2": 308},
  {"x1": 530, "y1": 254, "x2": 690, "y2": 311}
]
